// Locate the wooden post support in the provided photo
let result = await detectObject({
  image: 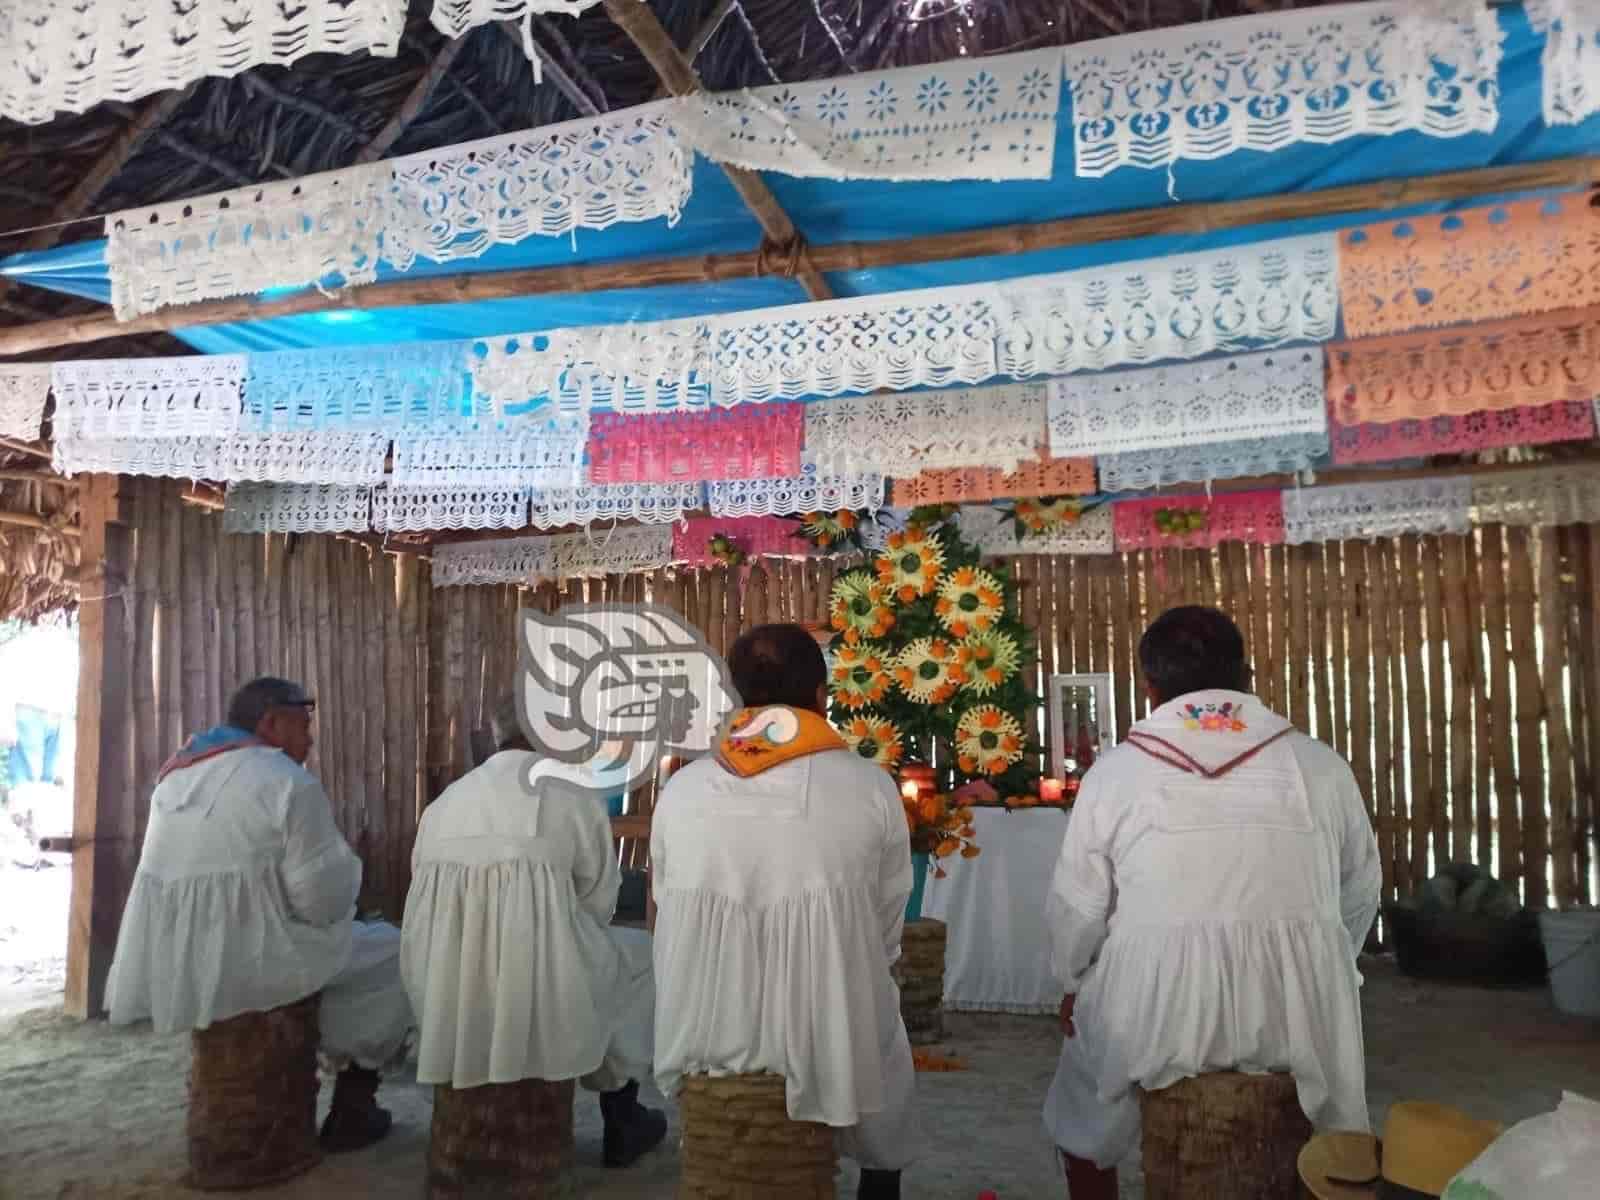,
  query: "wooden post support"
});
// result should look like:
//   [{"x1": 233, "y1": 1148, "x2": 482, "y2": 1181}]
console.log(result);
[{"x1": 66, "y1": 474, "x2": 135, "y2": 1019}]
